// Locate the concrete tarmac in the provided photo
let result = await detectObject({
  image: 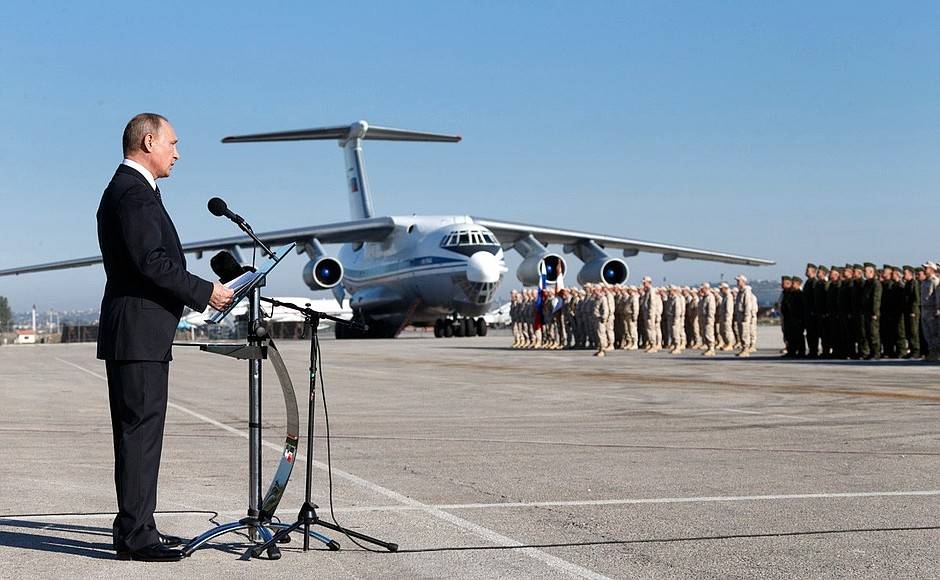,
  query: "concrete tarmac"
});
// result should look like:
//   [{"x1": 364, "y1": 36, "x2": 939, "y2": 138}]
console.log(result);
[{"x1": 0, "y1": 328, "x2": 937, "y2": 579}]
